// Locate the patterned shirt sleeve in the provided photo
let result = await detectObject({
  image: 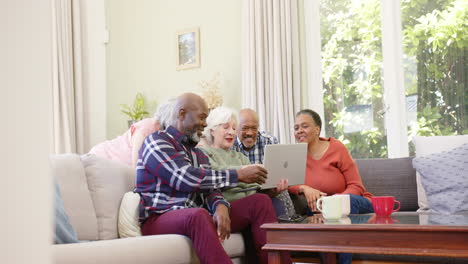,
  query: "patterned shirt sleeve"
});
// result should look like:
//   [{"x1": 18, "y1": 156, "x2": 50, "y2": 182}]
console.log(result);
[
  {"x1": 206, "y1": 190, "x2": 230, "y2": 213},
  {"x1": 139, "y1": 133, "x2": 238, "y2": 192}
]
